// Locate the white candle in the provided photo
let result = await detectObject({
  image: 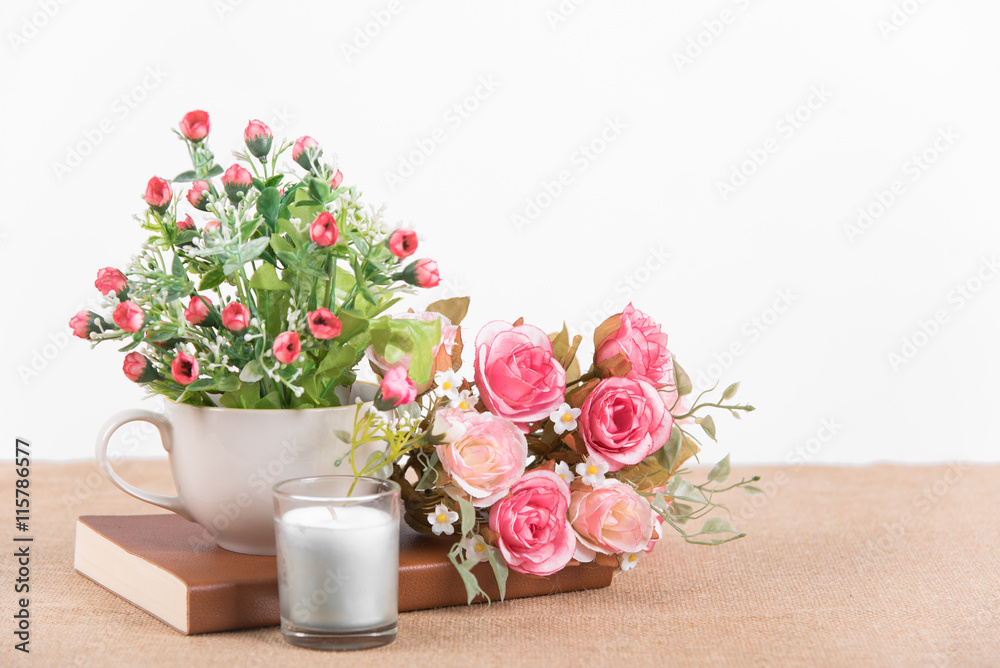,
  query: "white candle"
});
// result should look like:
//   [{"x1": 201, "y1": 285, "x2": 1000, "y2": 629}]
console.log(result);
[{"x1": 276, "y1": 505, "x2": 398, "y2": 632}]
